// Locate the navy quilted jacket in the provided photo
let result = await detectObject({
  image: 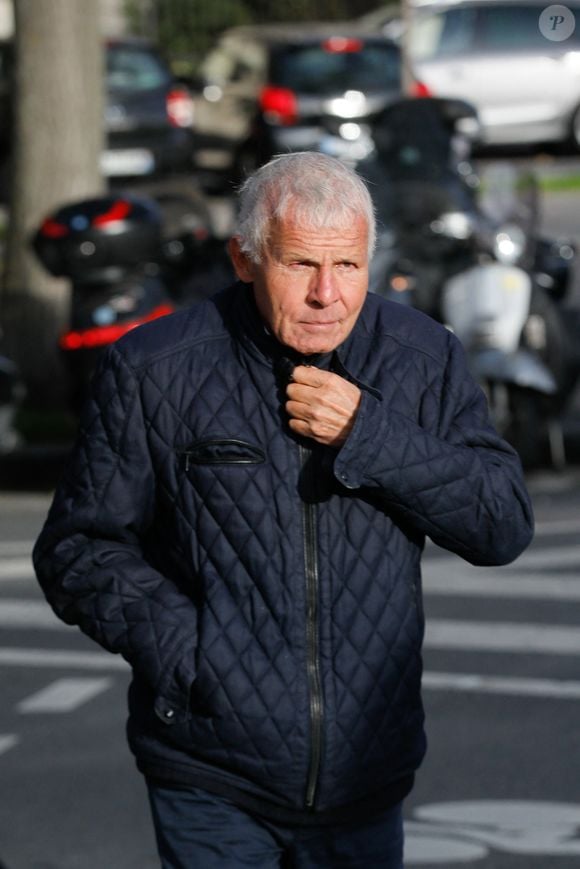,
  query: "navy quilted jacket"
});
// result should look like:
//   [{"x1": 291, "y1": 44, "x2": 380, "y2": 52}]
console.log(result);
[{"x1": 34, "y1": 282, "x2": 533, "y2": 824}]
